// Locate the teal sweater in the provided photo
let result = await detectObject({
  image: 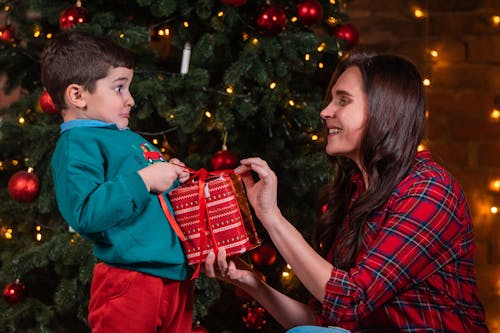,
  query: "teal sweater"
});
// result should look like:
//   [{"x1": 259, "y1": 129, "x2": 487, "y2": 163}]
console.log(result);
[{"x1": 51, "y1": 120, "x2": 188, "y2": 280}]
